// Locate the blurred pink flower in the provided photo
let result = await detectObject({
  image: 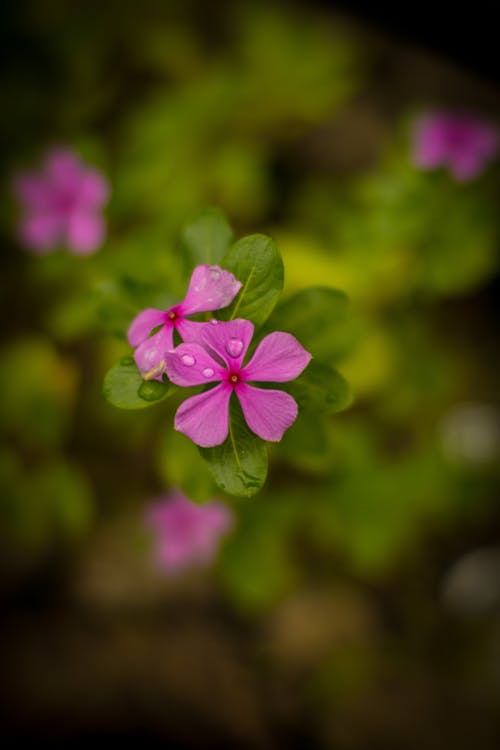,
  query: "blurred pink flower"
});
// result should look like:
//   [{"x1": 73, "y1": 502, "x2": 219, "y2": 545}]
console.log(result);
[
  {"x1": 128, "y1": 264, "x2": 242, "y2": 381},
  {"x1": 146, "y1": 492, "x2": 234, "y2": 574},
  {"x1": 412, "y1": 113, "x2": 499, "y2": 181},
  {"x1": 13, "y1": 147, "x2": 110, "y2": 254}
]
